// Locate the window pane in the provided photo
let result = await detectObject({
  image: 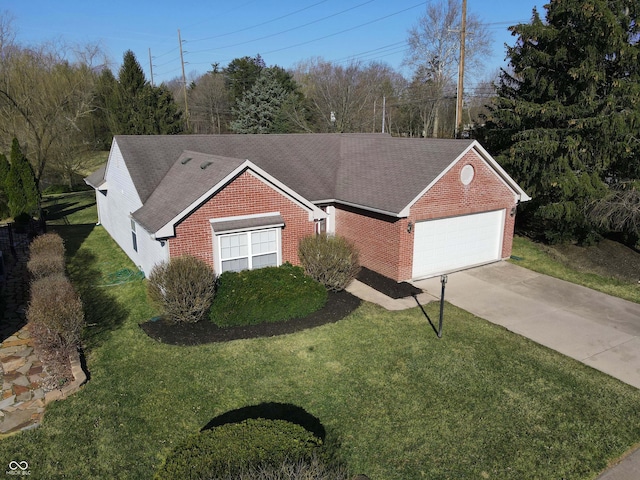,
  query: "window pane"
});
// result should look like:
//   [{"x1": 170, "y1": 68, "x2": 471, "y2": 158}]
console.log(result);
[
  {"x1": 251, "y1": 230, "x2": 277, "y2": 255},
  {"x1": 222, "y1": 257, "x2": 249, "y2": 273},
  {"x1": 221, "y1": 233, "x2": 248, "y2": 259},
  {"x1": 252, "y1": 253, "x2": 277, "y2": 269}
]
